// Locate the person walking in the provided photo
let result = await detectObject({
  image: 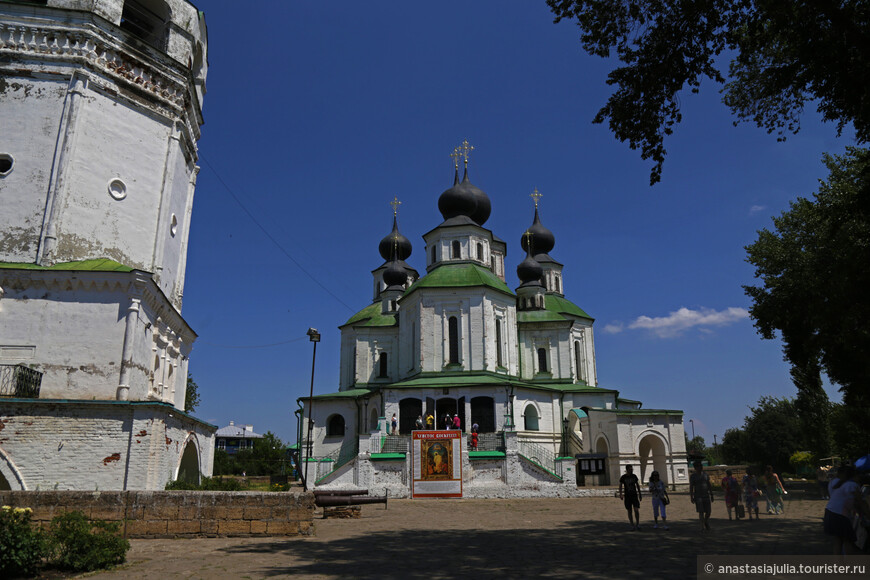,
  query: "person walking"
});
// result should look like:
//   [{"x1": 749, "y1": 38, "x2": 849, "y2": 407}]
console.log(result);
[
  {"x1": 425, "y1": 413, "x2": 434, "y2": 430},
  {"x1": 415, "y1": 415, "x2": 424, "y2": 430},
  {"x1": 824, "y1": 465, "x2": 870, "y2": 555},
  {"x1": 817, "y1": 465, "x2": 831, "y2": 500},
  {"x1": 648, "y1": 470, "x2": 669, "y2": 529},
  {"x1": 619, "y1": 465, "x2": 642, "y2": 531},
  {"x1": 390, "y1": 414, "x2": 398, "y2": 435},
  {"x1": 689, "y1": 460, "x2": 714, "y2": 531},
  {"x1": 742, "y1": 467, "x2": 760, "y2": 520},
  {"x1": 452, "y1": 414, "x2": 461, "y2": 430},
  {"x1": 764, "y1": 465, "x2": 787, "y2": 514},
  {"x1": 721, "y1": 469, "x2": 741, "y2": 520},
  {"x1": 444, "y1": 414, "x2": 452, "y2": 430}
]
